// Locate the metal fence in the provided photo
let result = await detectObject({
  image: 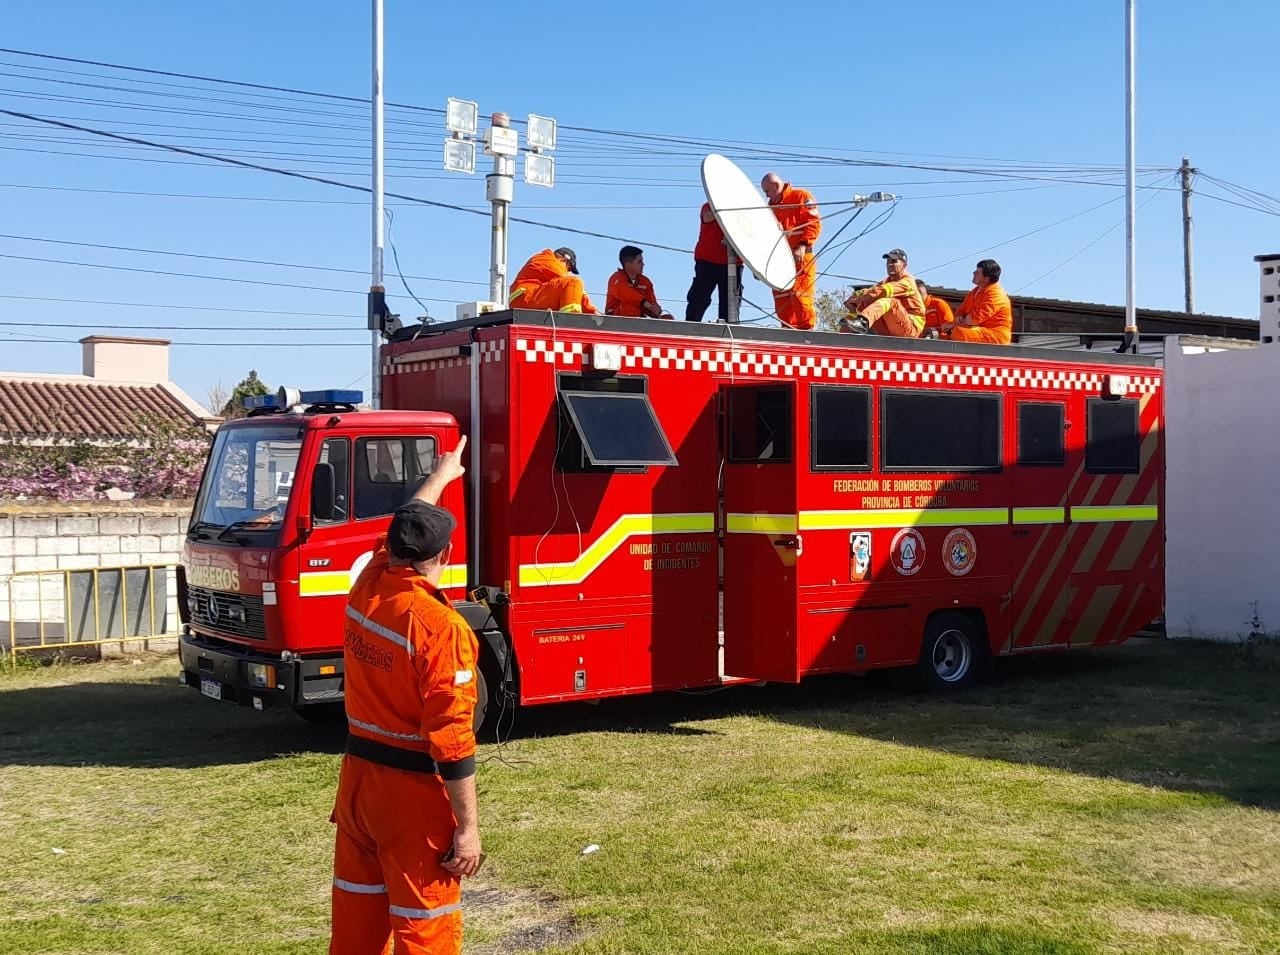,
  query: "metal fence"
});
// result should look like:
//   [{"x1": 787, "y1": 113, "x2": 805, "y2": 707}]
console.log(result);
[{"x1": 4, "y1": 564, "x2": 181, "y2": 662}]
